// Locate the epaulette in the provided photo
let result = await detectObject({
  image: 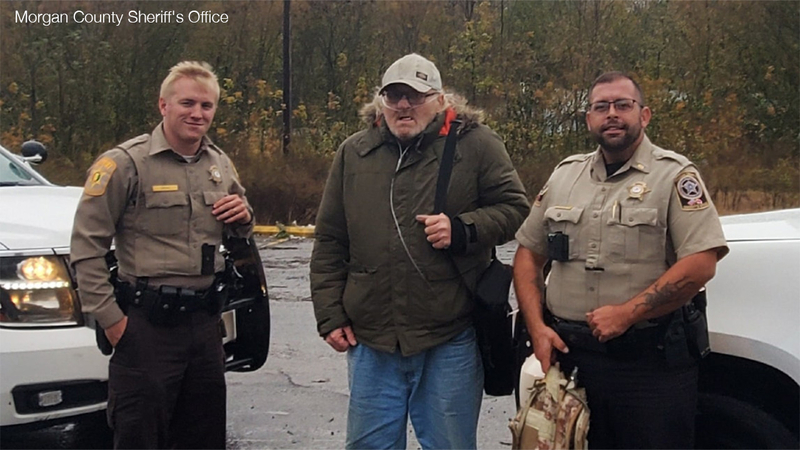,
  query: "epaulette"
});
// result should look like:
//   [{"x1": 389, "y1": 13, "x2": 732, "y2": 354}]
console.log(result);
[
  {"x1": 115, "y1": 134, "x2": 149, "y2": 151},
  {"x1": 555, "y1": 153, "x2": 591, "y2": 169},
  {"x1": 206, "y1": 142, "x2": 225, "y2": 155},
  {"x1": 652, "y1": 146, "x2": 691, "y2": 167}
]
